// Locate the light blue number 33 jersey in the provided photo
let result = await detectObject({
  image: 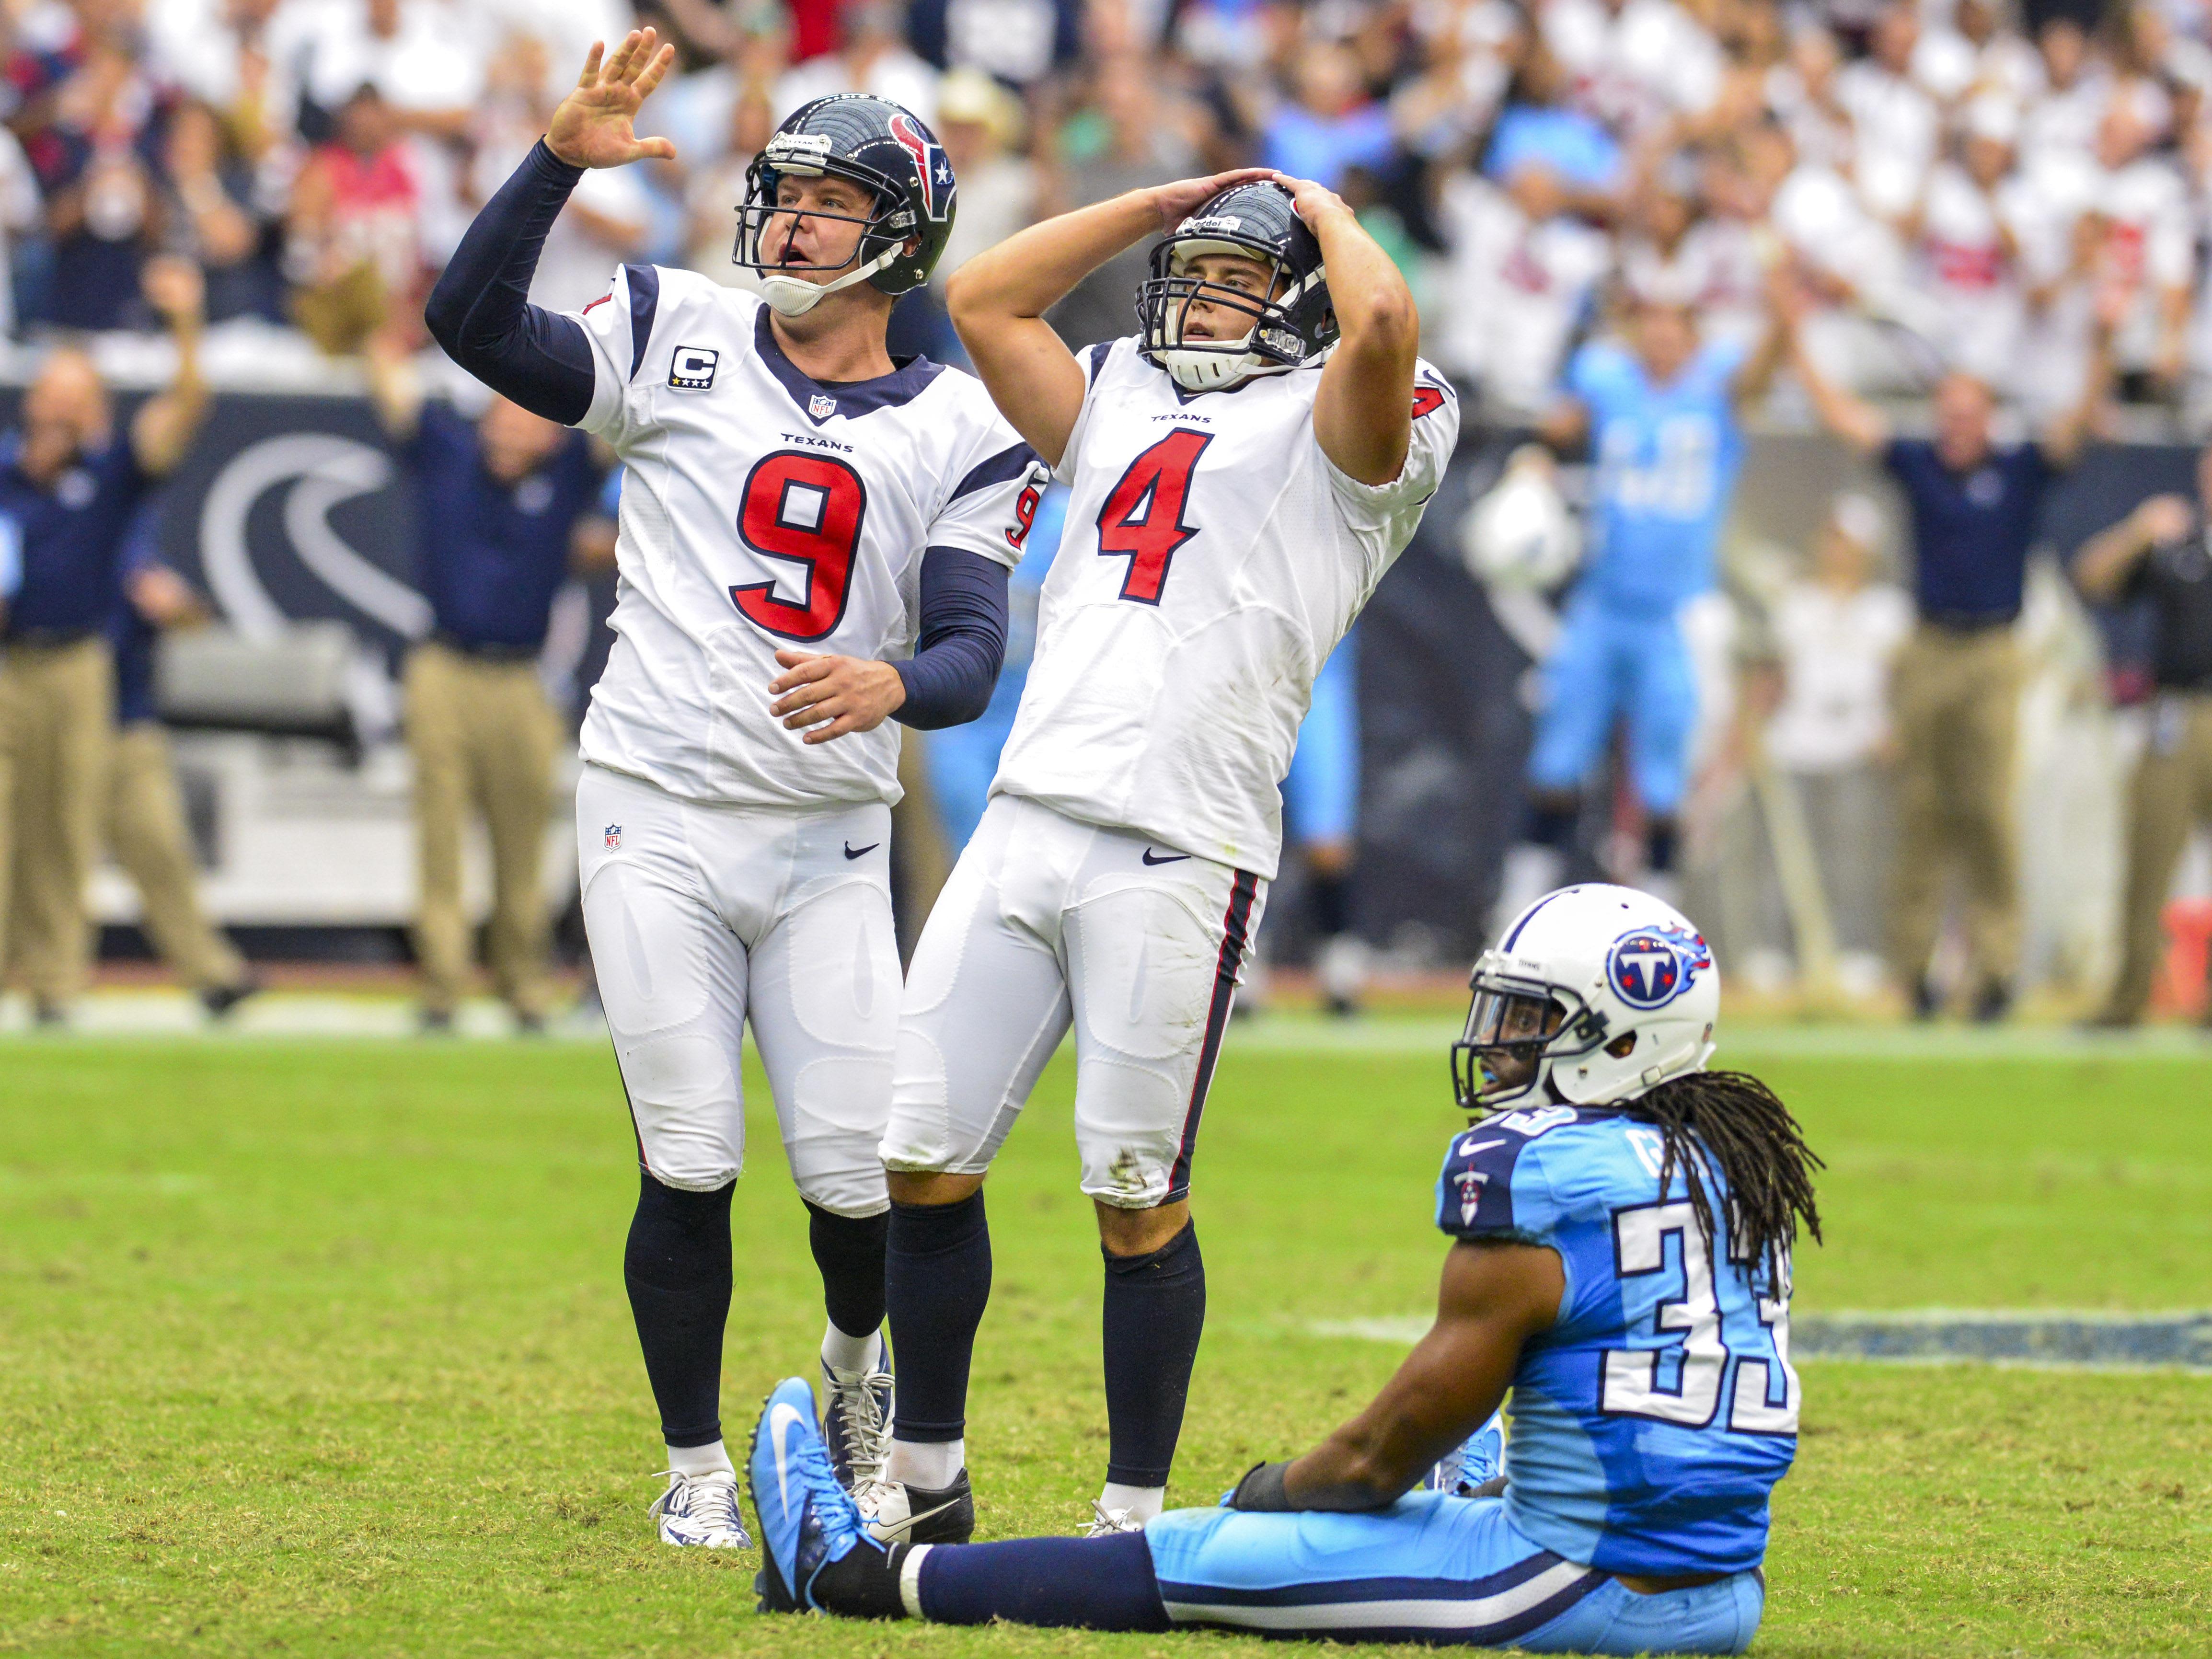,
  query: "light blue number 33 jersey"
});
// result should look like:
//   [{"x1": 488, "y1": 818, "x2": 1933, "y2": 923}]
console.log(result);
[{"x1": 1434, "y1": 1105, "x2": 1799, "y2": 1578}]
